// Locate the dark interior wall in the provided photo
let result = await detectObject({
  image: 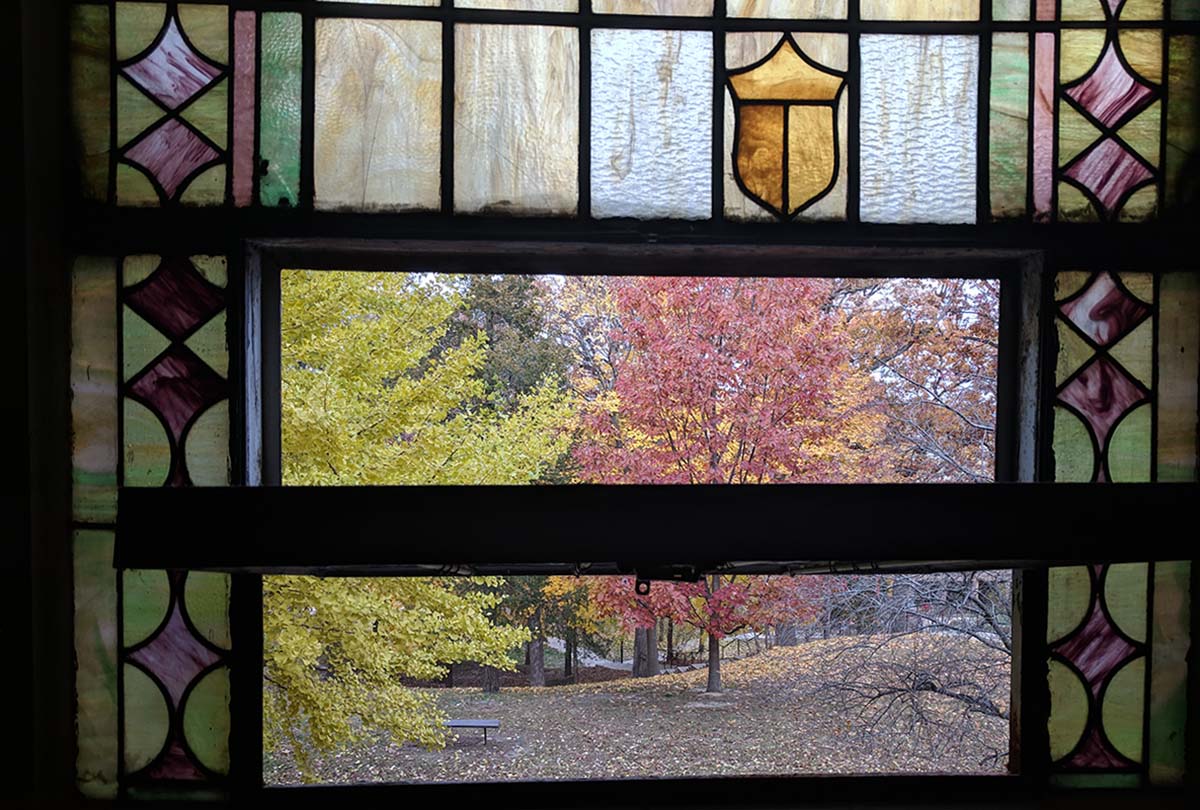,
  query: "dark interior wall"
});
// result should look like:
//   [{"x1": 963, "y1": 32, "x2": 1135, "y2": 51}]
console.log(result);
[{"x1": 19, "y1": 0, "x2": 73, "y2": 803}]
